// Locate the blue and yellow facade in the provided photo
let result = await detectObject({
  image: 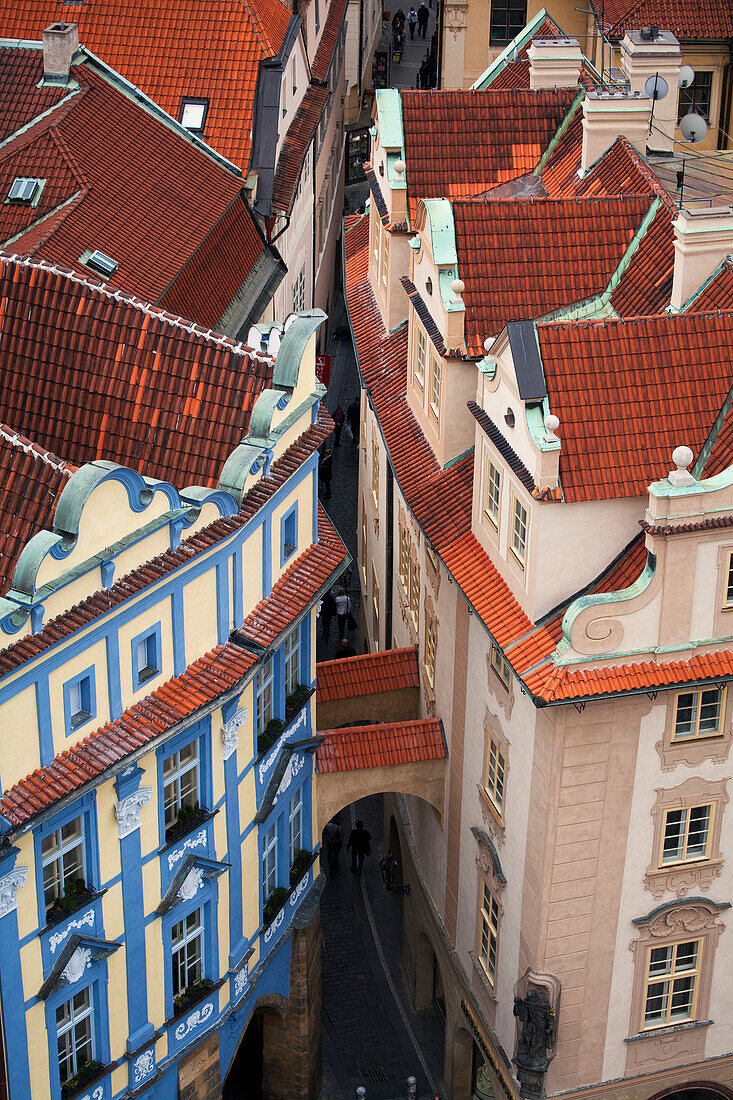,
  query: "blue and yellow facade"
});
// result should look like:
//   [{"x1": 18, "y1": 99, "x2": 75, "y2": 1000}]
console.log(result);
[{"x1": 0, "y1": 311, "x2": 345, "y2": 1100}]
